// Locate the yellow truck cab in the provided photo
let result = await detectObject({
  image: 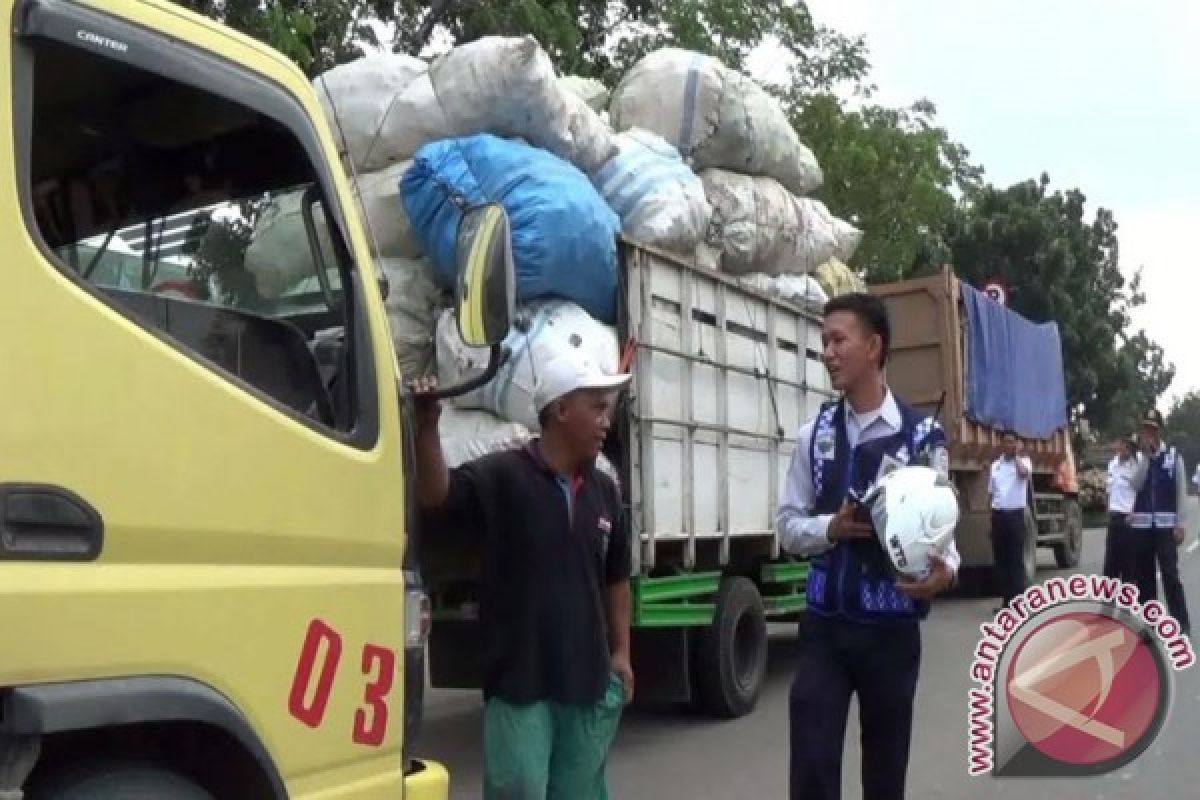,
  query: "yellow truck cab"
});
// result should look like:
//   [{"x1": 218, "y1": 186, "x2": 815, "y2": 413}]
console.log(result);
[{"x1": 0, "y1": 0, "x2": 513, "y2": 796}]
